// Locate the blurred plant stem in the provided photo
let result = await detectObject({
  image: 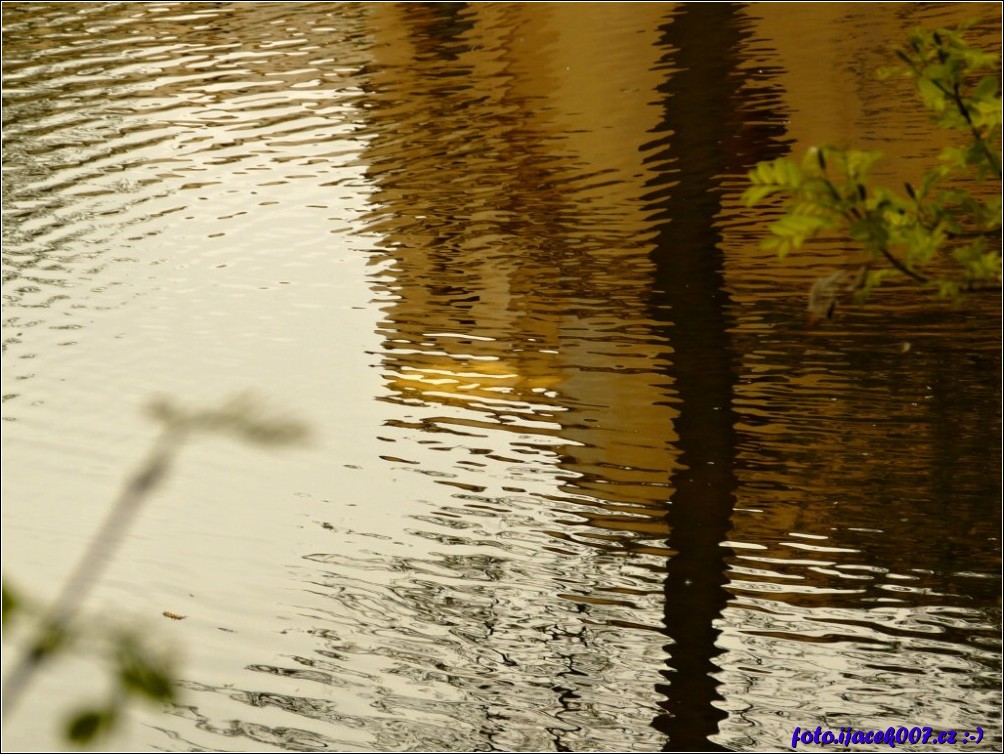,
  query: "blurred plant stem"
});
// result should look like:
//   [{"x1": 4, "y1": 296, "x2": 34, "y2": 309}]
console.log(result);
[
  {"x1": 1, "y1": 394, "x2": 309, "y2": 743},
  {"x1": 1, "y1": 424, "x2": 183, "y2": 721}
]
